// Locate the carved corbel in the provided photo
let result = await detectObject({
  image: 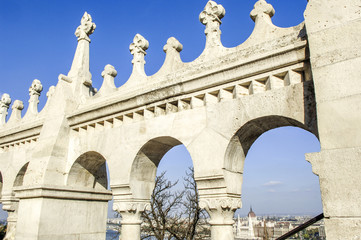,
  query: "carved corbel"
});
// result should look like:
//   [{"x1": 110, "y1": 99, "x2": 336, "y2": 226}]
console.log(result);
[
  {"x1": 0, "y1": 93, "x2": 12, "y2": 126},
  {"x1": 24, "y1": 79, "x2": 43, "y2": 118},
  {"x1": 129, "y1": 34, "x2": 149, "y2": 76},
  {"x1": 8, "y1": 100, "x2": 24, "y2": 124},
  {"x1": 199, "y1": 1, "x2": 225, "y2": 48},
  {"x1": 98, "y1": 64, "x2": 117, "y2": 95},
  {"x1": 250, "y1": 0, "x2": 275, "y2": 24}
]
